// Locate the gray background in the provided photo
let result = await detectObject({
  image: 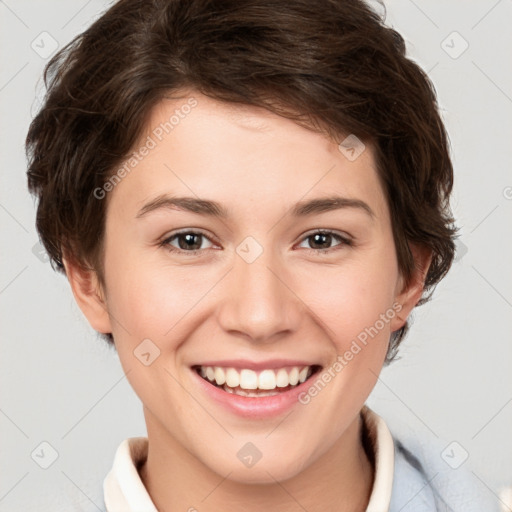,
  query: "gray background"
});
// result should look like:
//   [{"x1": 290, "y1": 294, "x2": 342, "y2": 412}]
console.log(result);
[{"x1": 1, "y1": 0, "x2": 511, "y2": 510}]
